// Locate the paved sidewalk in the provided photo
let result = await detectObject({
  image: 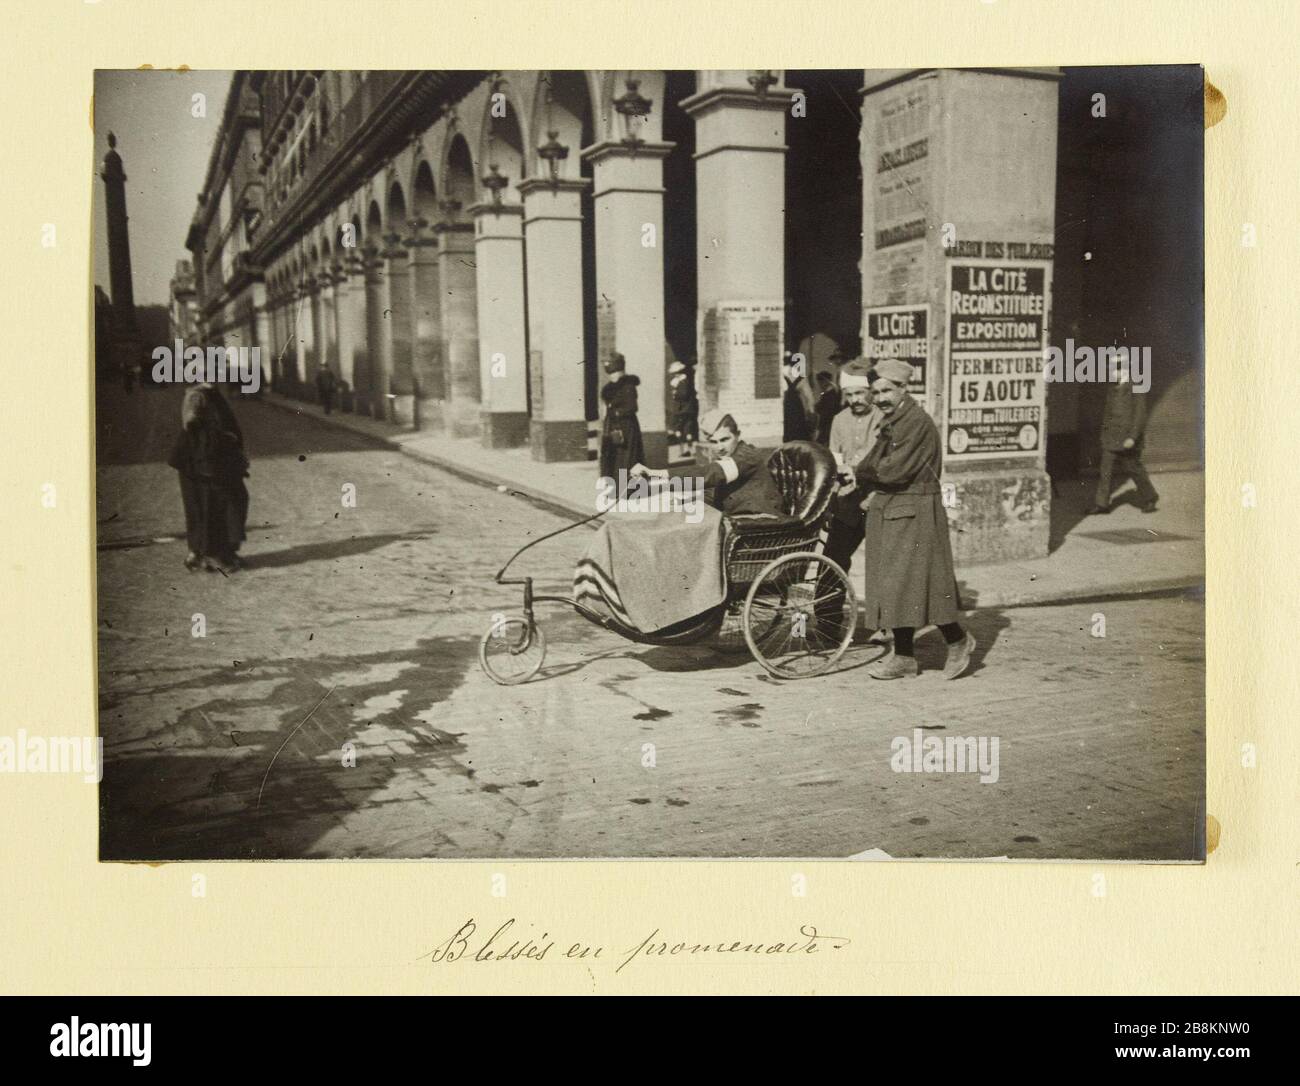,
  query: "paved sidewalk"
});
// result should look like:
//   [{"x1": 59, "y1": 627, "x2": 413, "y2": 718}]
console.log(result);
[{"x1": 261, "y1": 392, "x2": 1204, "y2": 609}]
